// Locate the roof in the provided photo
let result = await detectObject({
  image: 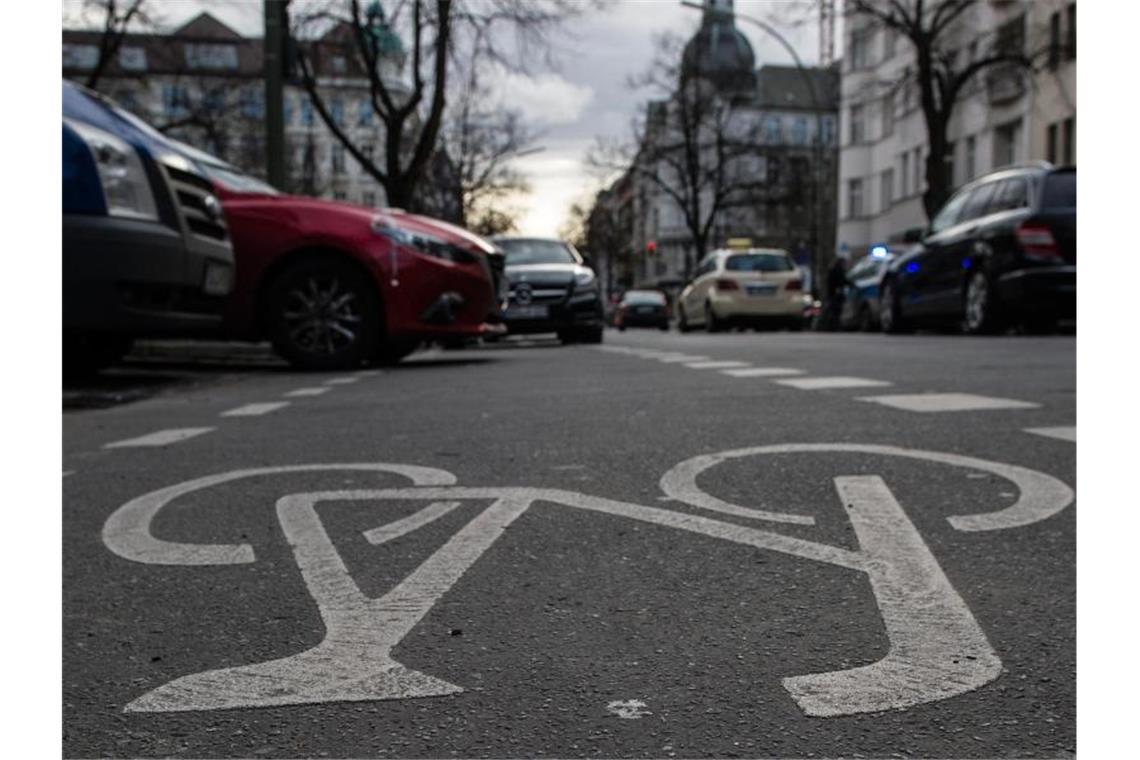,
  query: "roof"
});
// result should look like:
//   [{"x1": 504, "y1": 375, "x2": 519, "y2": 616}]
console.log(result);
[
  {"x1": 753, "y1": 65, "x2": 839, "y2": 111},
  {"x1": 173, "y1": 12, "x2": 243, "y2": 40}
]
